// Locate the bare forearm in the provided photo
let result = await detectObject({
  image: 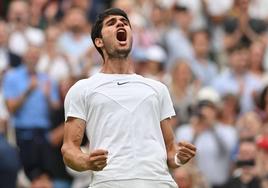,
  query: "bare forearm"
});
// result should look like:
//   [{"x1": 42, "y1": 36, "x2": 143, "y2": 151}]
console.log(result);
[
  {"x1": 7, "y1": 90, "x2": 31, "y2": 113},
  {"x1": 167, "y1": 148, "x2": 179, "y2": 169},
  {"x1": 61, "y1": 145, "x2": 90, "y2": 171}
]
